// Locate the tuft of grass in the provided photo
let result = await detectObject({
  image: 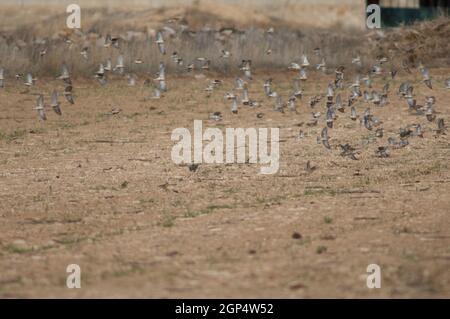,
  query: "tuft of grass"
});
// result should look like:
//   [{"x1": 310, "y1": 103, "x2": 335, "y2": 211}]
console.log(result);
[
  {"x1": 295, "y1": 236, "x2": 312, "y2": 246},
  {"x1": 184, "y1": 204, "x2": 233, "y2": 218},
  {"x1": 323, "y1": 216, "x2": 333, "y2": 224},
  {"x1": 160, "y1": 214, "x2": 175, "y2": 228},
  {"x1": 4, "y1": 244, "x2": 33, "y2": 254},
  {"x1": 0, "y1": 129, "x2": 28, "y2": 144},
  {"x1": 304, "y1": 188, "x2": 336, "y2": 196}
]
